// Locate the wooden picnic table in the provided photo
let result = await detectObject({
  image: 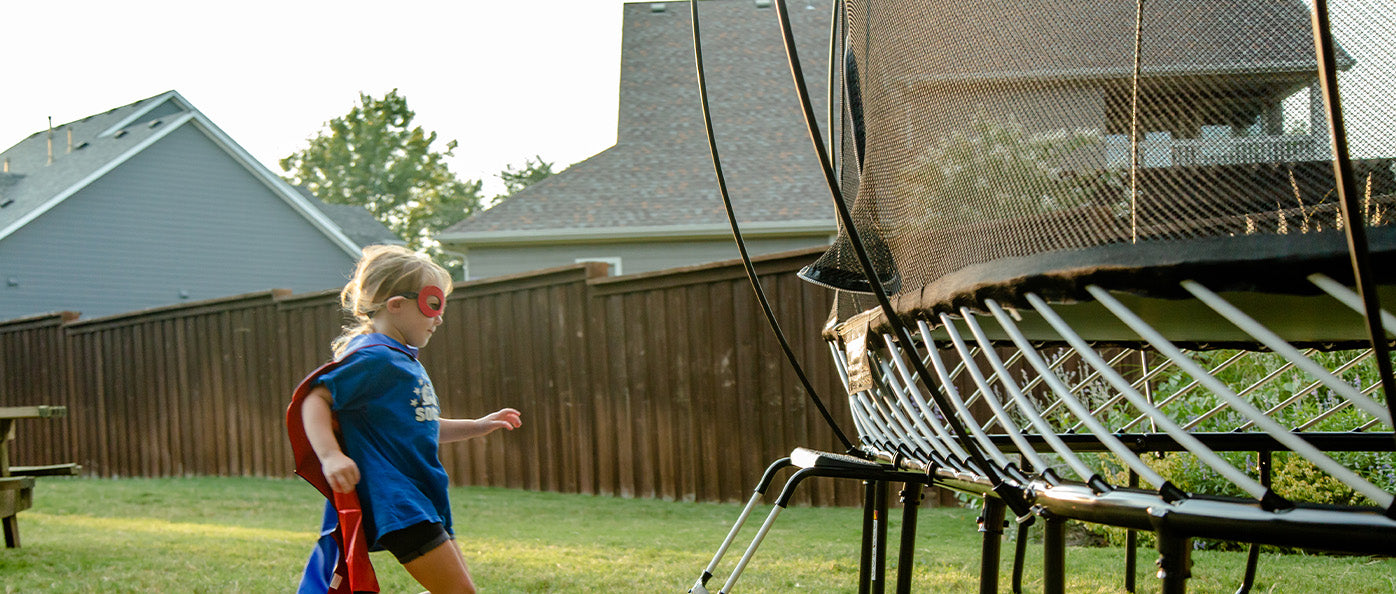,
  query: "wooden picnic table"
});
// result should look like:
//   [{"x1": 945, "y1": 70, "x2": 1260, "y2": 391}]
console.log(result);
[{"x1": 1, "y1": 405, "x2": 74, "y2": 548}]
